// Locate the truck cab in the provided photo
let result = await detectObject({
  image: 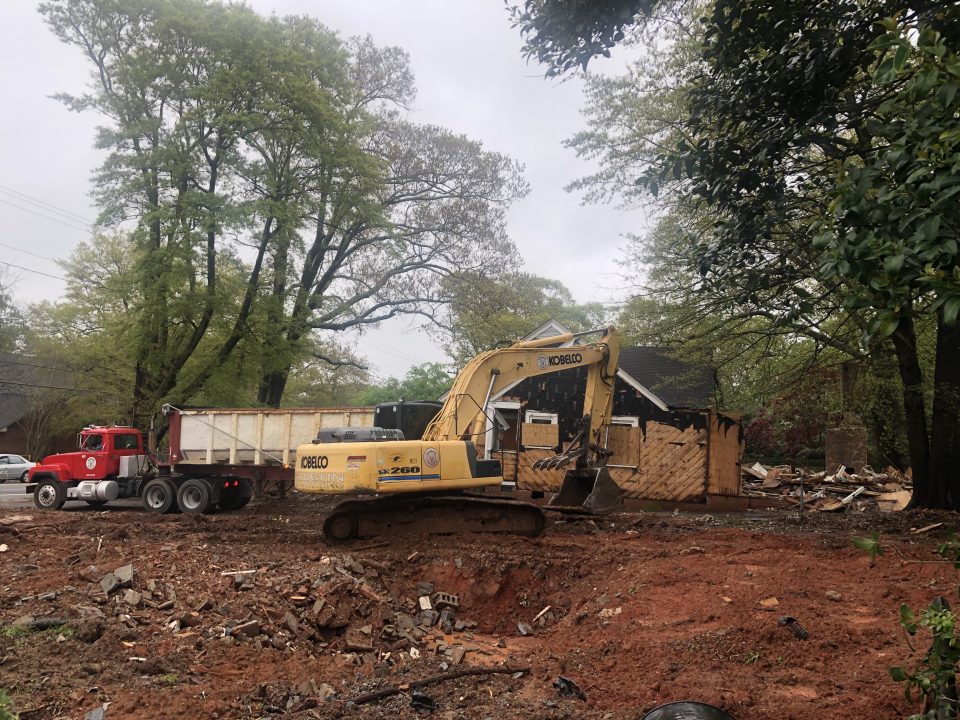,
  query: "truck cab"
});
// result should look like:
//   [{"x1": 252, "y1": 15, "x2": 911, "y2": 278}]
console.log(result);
[{"x1": 29, "y1": 426, "x2": 146, "y2": 510}]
